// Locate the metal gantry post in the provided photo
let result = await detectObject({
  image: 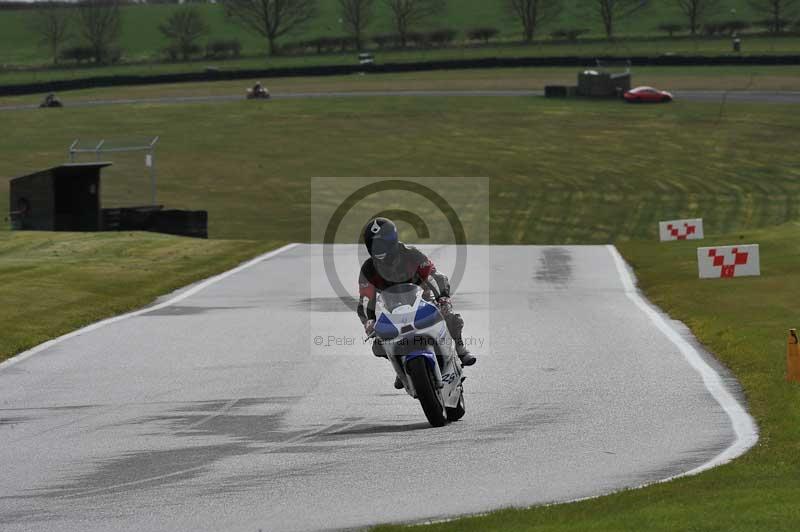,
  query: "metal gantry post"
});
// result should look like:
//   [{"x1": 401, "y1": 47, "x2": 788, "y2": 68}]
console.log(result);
[
  {"x1": 66, "y1": 136, "x2": 160, "y2": 206},
  {"x1": 149, "y1": 137, "x2": 159, "y2": 206},
  {"x1": 68, "y1": 139, "x2": 79, "y2": 162}
]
